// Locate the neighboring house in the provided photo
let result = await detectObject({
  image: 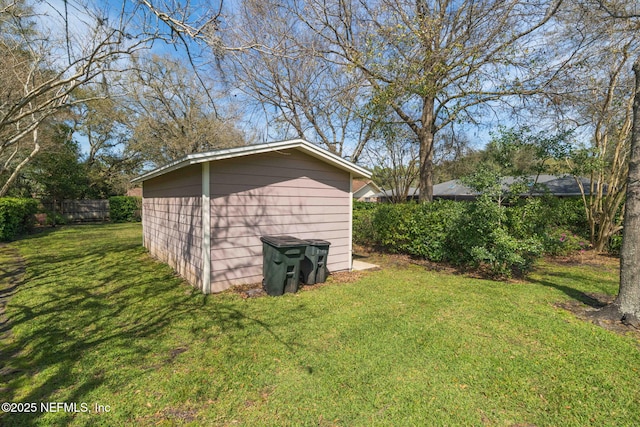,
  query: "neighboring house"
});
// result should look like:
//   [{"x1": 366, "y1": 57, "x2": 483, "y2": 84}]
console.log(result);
[
  {"x1": 371, "y1": 175, "x2": 598, "y2": 202},
  {"x1": 433, "y1": 175, "x2": 597, "y2": 200},
  {"x1": 352, "y1": 179, "x2": 381, "y2": 202},
  {"x1": 432, "y1": 180, "x2": 478, "y2": 201},
  {"x1": 373, "y1": 187, "x2": 420, "y2": 203},
  {"x1": 131, "y1": 139, "x2": 372, "y2": 294}
]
